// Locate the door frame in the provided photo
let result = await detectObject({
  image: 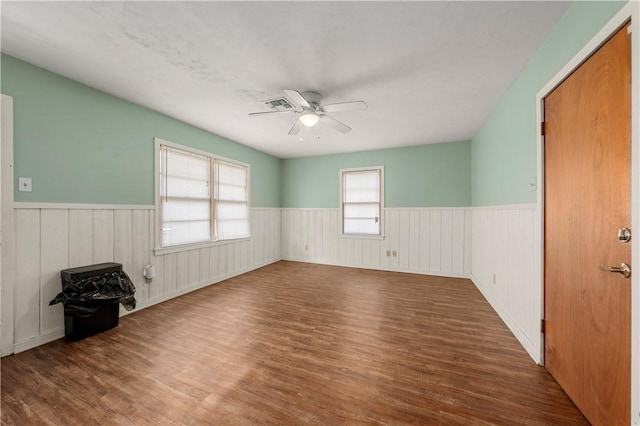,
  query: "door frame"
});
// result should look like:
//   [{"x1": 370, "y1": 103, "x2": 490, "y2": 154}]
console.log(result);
[
  {"x1": 1, "y1": 94, "x2": 15, "y2": 356},
  {"x1": 536, "y1": 2, "x2": 640, "y2": 423}
]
